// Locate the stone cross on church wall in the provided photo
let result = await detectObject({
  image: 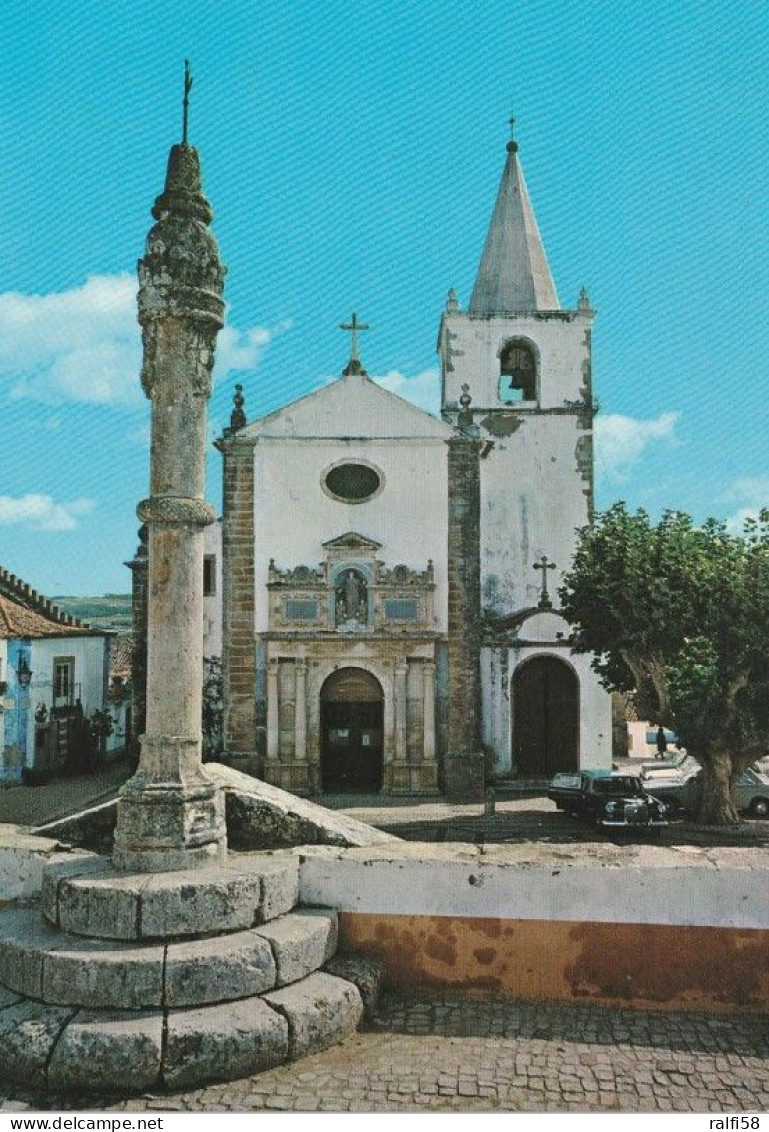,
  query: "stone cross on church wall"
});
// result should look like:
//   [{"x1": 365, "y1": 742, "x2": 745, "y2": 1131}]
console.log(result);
[{"x1": 533, "y1": 555, "x2": 556, "y2": 610}]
